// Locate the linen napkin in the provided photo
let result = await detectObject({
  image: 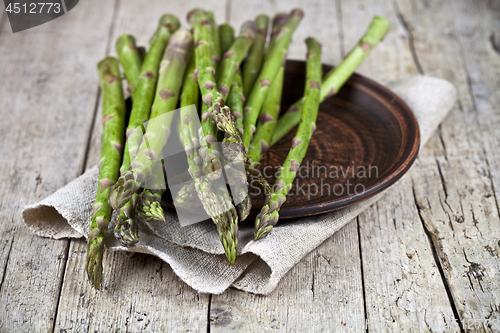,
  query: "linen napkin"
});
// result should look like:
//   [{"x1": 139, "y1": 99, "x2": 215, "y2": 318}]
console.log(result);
[{"x1": 22, "y1": 75, "x2": 456, "y2": 294}]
